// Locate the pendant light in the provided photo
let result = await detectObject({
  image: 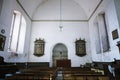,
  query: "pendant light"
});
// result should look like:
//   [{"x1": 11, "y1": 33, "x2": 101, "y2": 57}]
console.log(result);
[{"x1": 59, "y1": 0, "x2": 63, "y2": 32}]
